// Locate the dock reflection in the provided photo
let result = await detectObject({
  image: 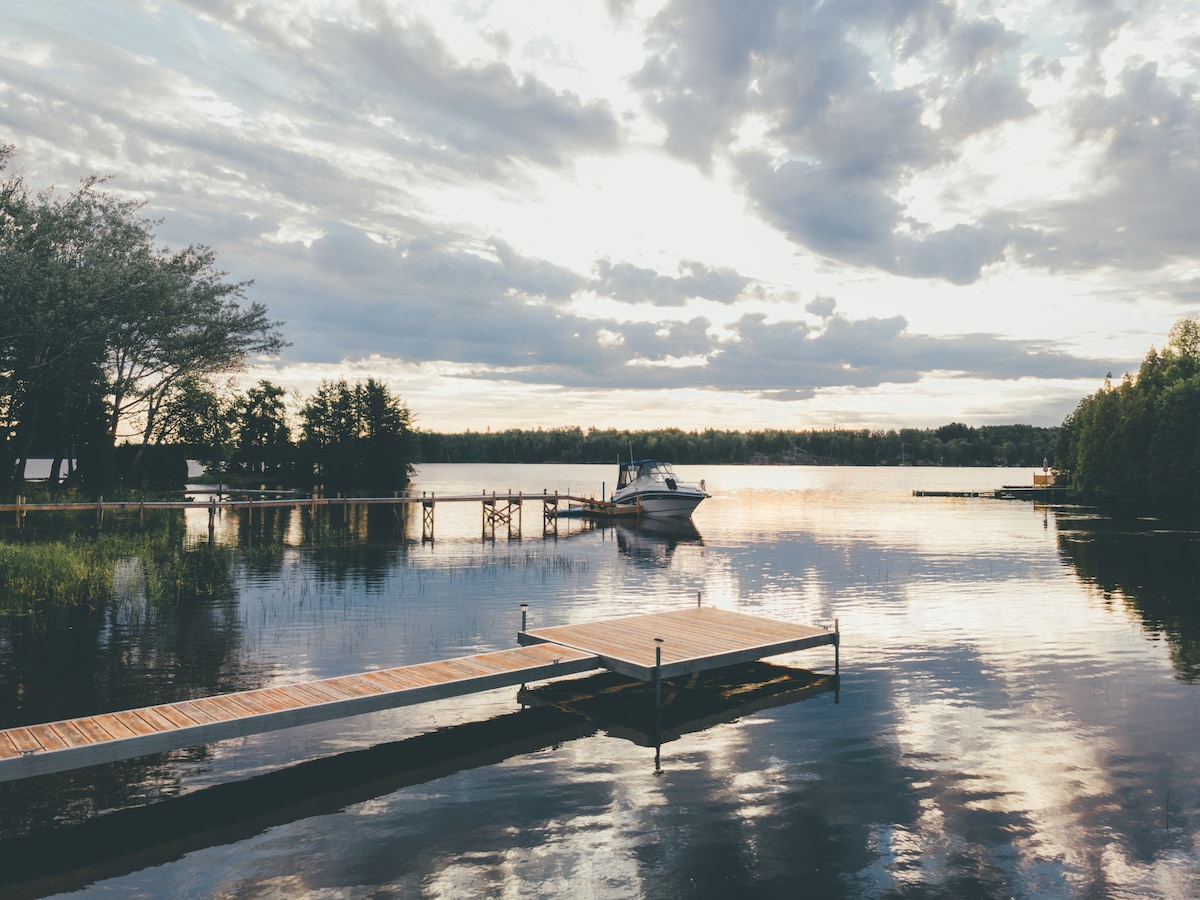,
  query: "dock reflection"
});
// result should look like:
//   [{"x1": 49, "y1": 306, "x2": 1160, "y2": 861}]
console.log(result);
[
  {"x1": 521, "y1": 662, "x2": 837, "y2": 753},
  {"x1": 0, "y1": 663, "x2": 835, "y2": 894}
]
